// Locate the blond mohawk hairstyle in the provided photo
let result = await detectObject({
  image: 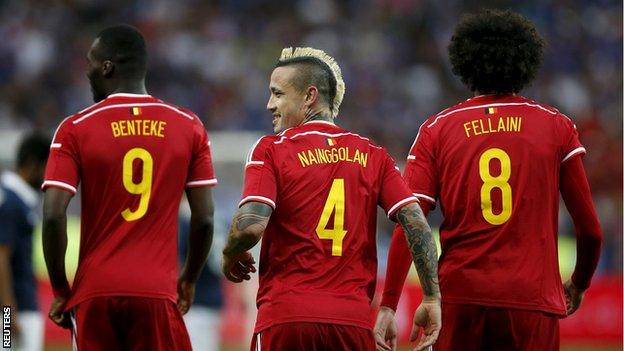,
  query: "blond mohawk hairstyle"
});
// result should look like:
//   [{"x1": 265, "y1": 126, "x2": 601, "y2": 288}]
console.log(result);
[{"x1": 279, "y1": 47, "x2": 346, "y2": 118}]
